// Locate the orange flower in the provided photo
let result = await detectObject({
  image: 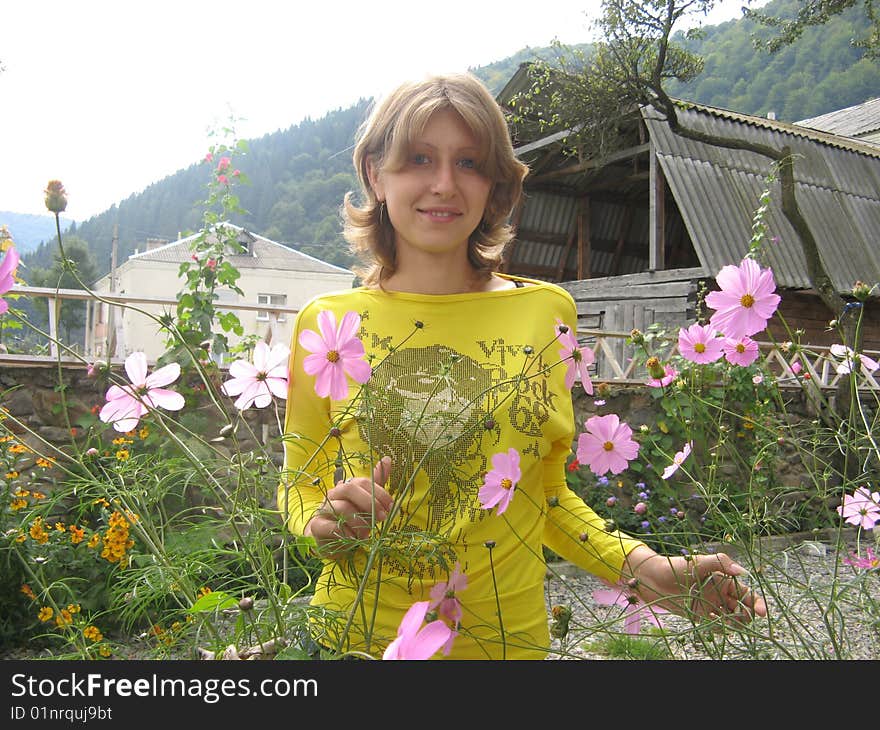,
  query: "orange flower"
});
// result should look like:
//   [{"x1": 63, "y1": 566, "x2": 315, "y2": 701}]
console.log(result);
[
  {"x1": 20, "y1": 584, "x2": 36, "y2": 600},
  {"x1": 69, "y1": 525, "x2": 85, "y2": 544},
  {"x1": 37, "y1": 606, "x2": 53, "y2": 622},
  {"x1": 87, "y1": 533, "x2": 101, "y2": 549},
  {"x1": 55, "y1": 609, "x2": 73, "y2": 627},
  {"x1": 83, "y1": 626, "x2": 103, "y2": 642},
  {"x1": 98, "y1": 645, "x2": 112, "y2": 657},
  {"x1": 29, "y1": 517, "x2": 49, "y2": 544},
  {"x1": 10, "y1": 498, "x2": 27, "y2": 511},
  {"x1": 30, "y1": 491, "x2": 46, "y2": 500}
]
